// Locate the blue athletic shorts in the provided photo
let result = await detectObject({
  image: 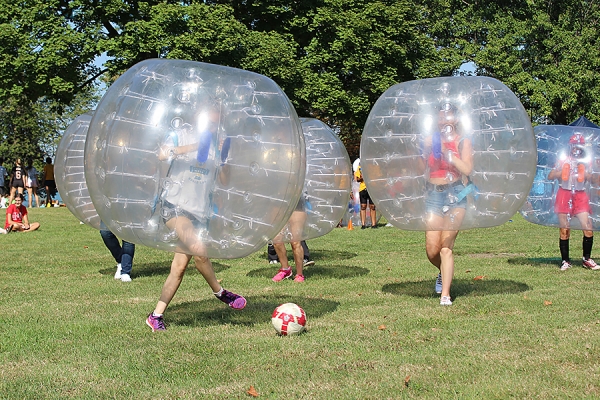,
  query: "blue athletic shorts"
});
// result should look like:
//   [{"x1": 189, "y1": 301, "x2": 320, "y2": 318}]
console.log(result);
[{"x1": 425, "y1": 182, "x2": 467, "y2": 217}]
